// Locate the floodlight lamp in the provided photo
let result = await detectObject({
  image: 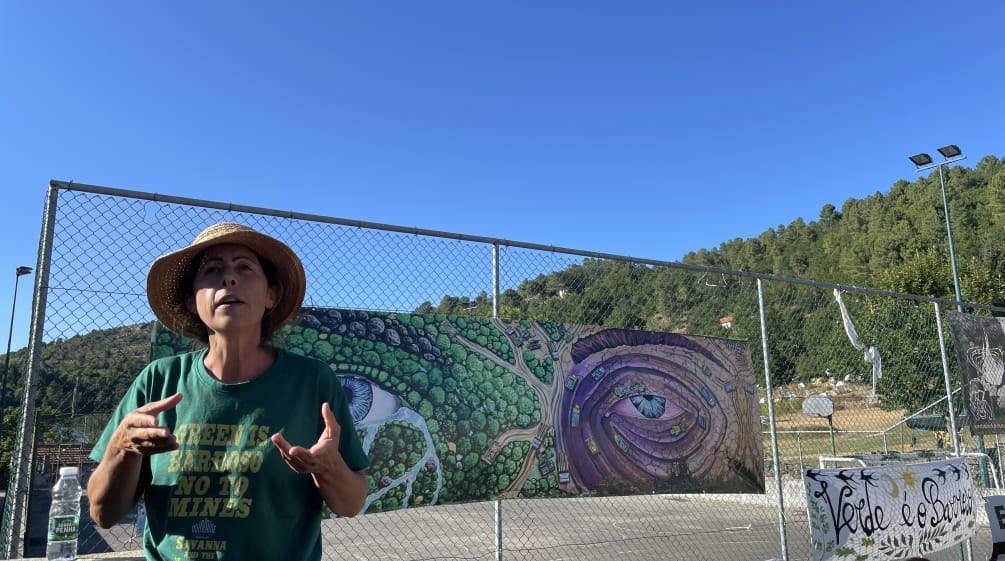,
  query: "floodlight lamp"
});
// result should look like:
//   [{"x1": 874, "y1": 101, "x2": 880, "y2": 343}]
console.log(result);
[
  {"x1": 15, "y1": 267, "x2": 31, "y2": 277},
  {"x1": 909, "y1": 153, "x2": 933, "y2": 167},
  {"x1": 938, "y1": 145, "x2": 962, "y2": 158}
]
